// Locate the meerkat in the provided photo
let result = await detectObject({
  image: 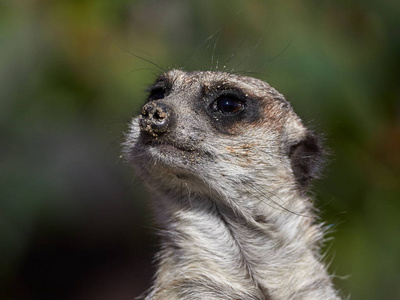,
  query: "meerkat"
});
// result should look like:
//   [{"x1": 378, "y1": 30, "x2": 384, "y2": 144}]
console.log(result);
[{"x1": 123, "y1": 69, "x2": 341, "y2": 300}]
